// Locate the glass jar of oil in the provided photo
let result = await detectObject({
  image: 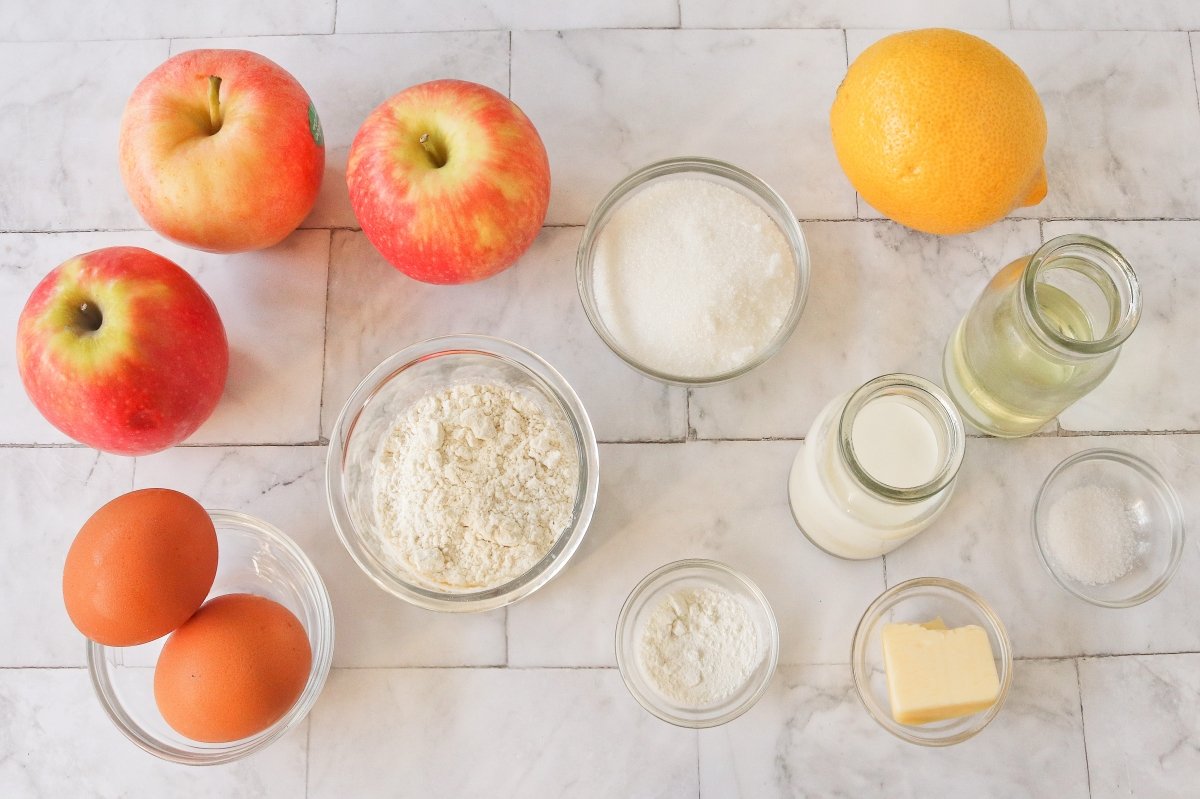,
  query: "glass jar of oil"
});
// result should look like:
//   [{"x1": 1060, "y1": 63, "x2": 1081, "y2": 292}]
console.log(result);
[{"x1": 943, "y1": 234, "x2": 1141, "y2": 438}]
